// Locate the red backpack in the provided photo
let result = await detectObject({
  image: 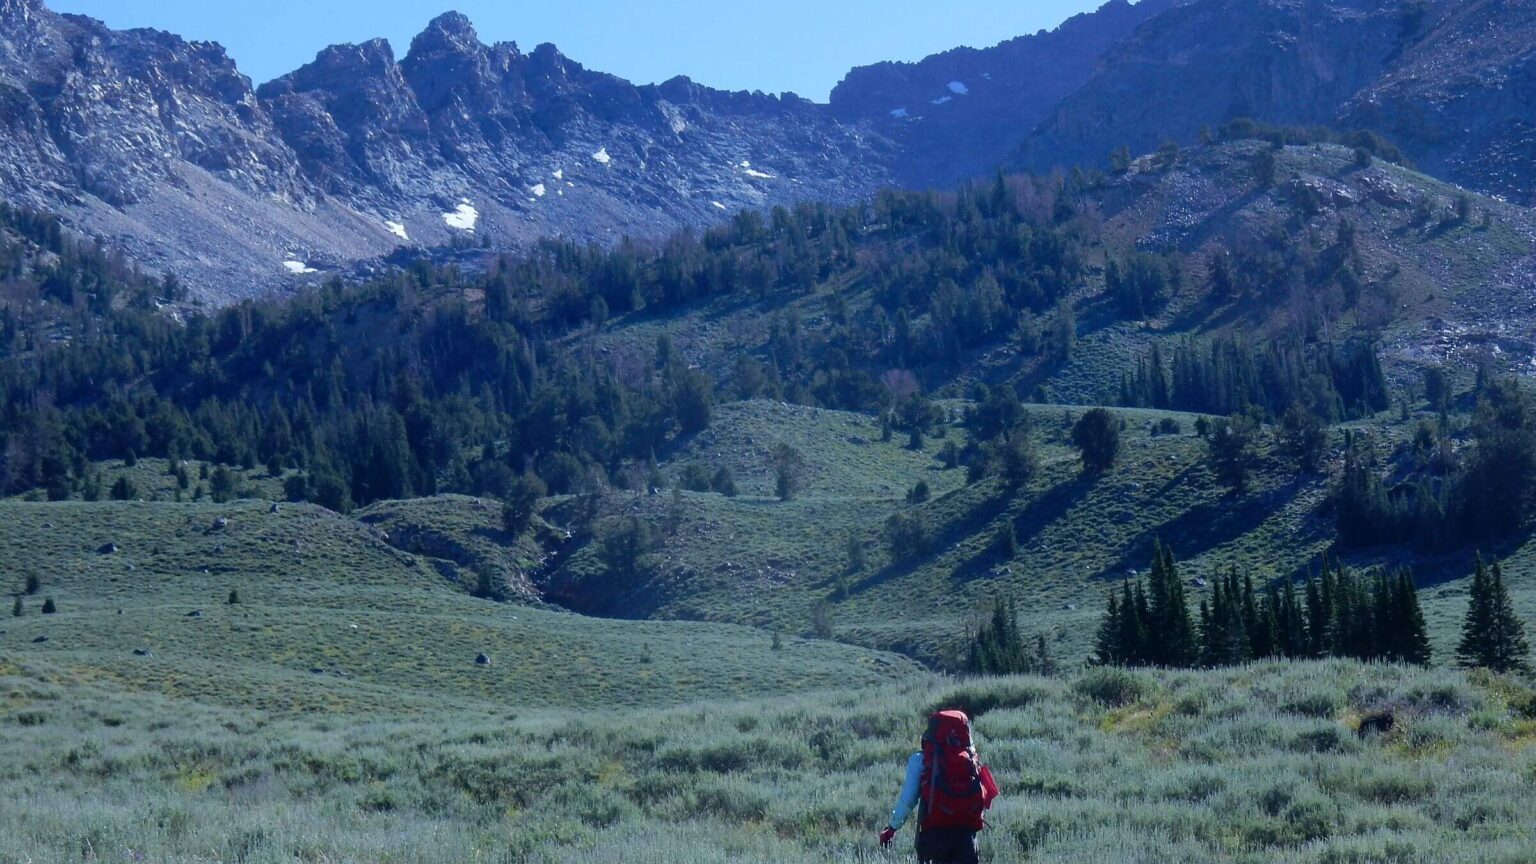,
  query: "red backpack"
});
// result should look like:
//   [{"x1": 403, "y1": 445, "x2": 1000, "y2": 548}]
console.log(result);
[{"x1": 918, "y1": 710, "x2": 988, "y2": 832}]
